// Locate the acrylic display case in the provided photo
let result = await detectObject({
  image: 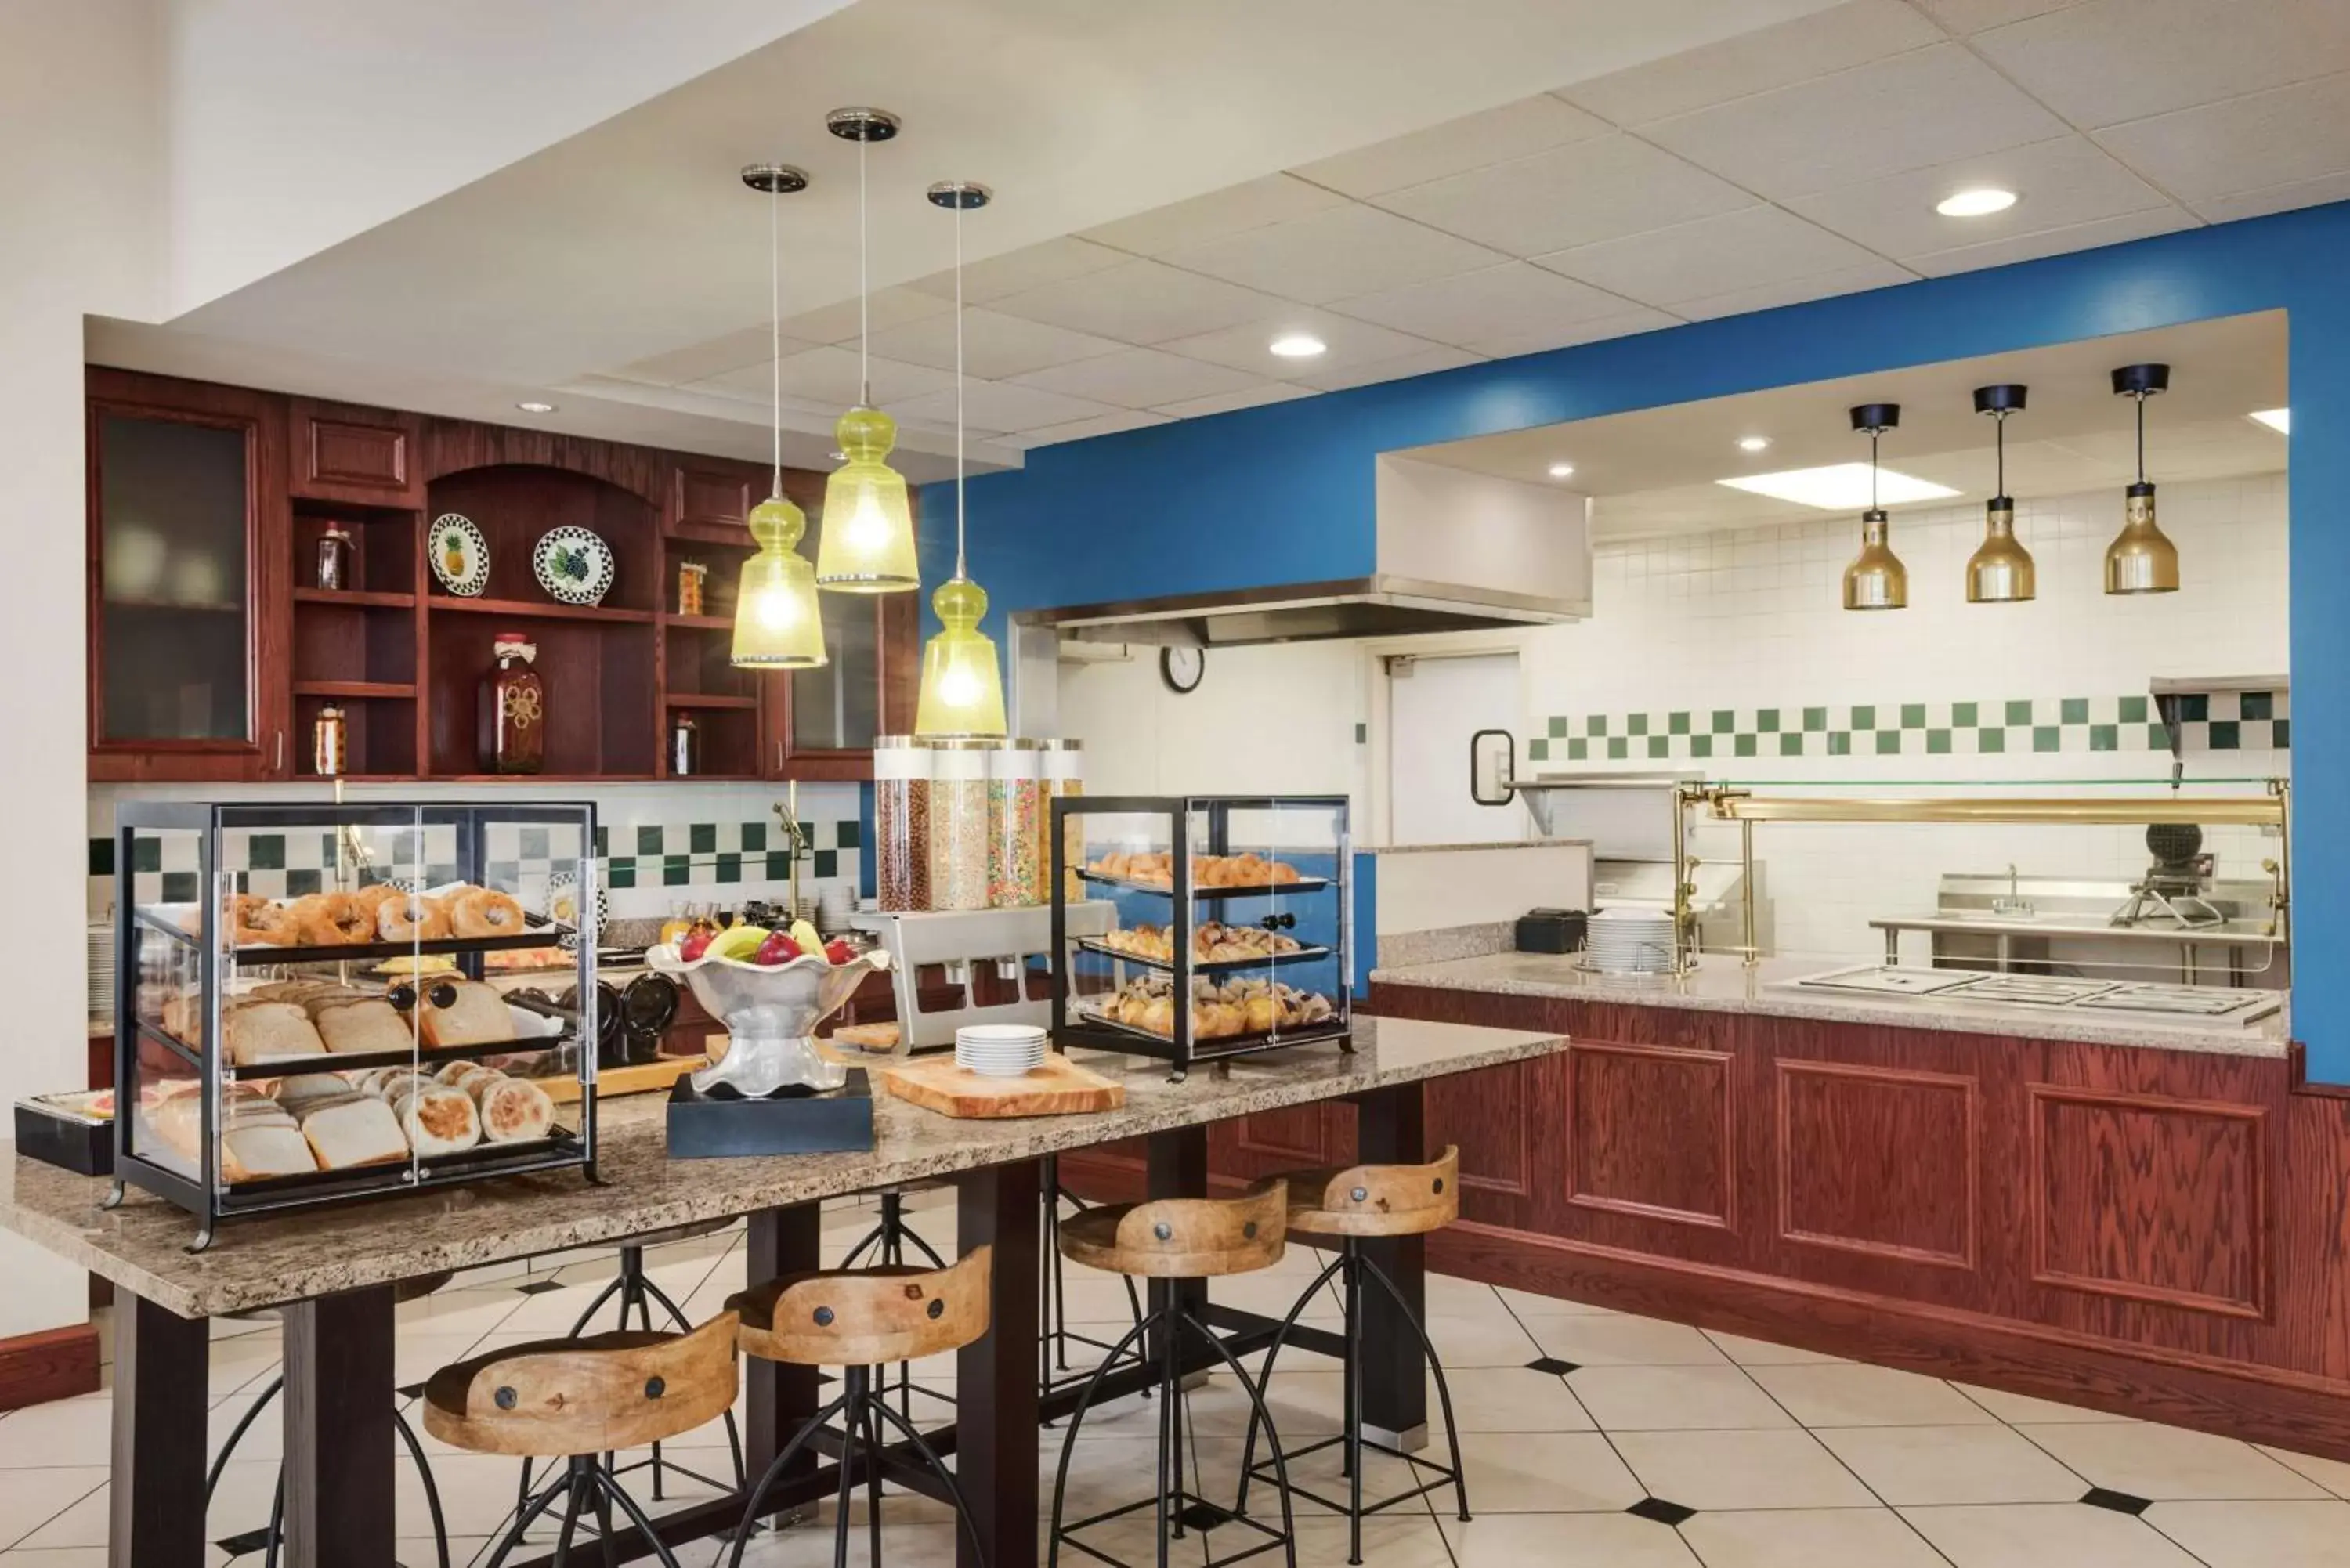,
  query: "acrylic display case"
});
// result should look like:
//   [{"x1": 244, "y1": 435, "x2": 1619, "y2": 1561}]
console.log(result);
[
  {"x1": 112, "y1": 800, "x2": 598, "y2": 1249},
  {"x1": 1050, "y1": 795, "x2": 1351, "y2": 1079}
]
